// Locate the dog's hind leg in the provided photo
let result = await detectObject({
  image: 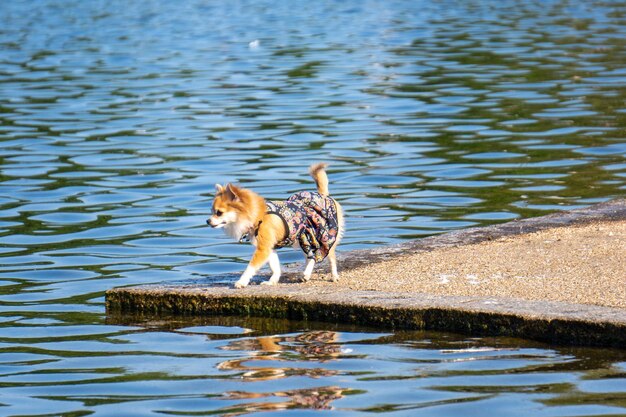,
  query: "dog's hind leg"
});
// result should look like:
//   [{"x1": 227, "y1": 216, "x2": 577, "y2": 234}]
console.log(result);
[
  {"x1": 328, "y1": 246, "x2": 339, "y2": 282},
  {"x1": 302, "y1": 258, "x2": 315, "y2": 282}
]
